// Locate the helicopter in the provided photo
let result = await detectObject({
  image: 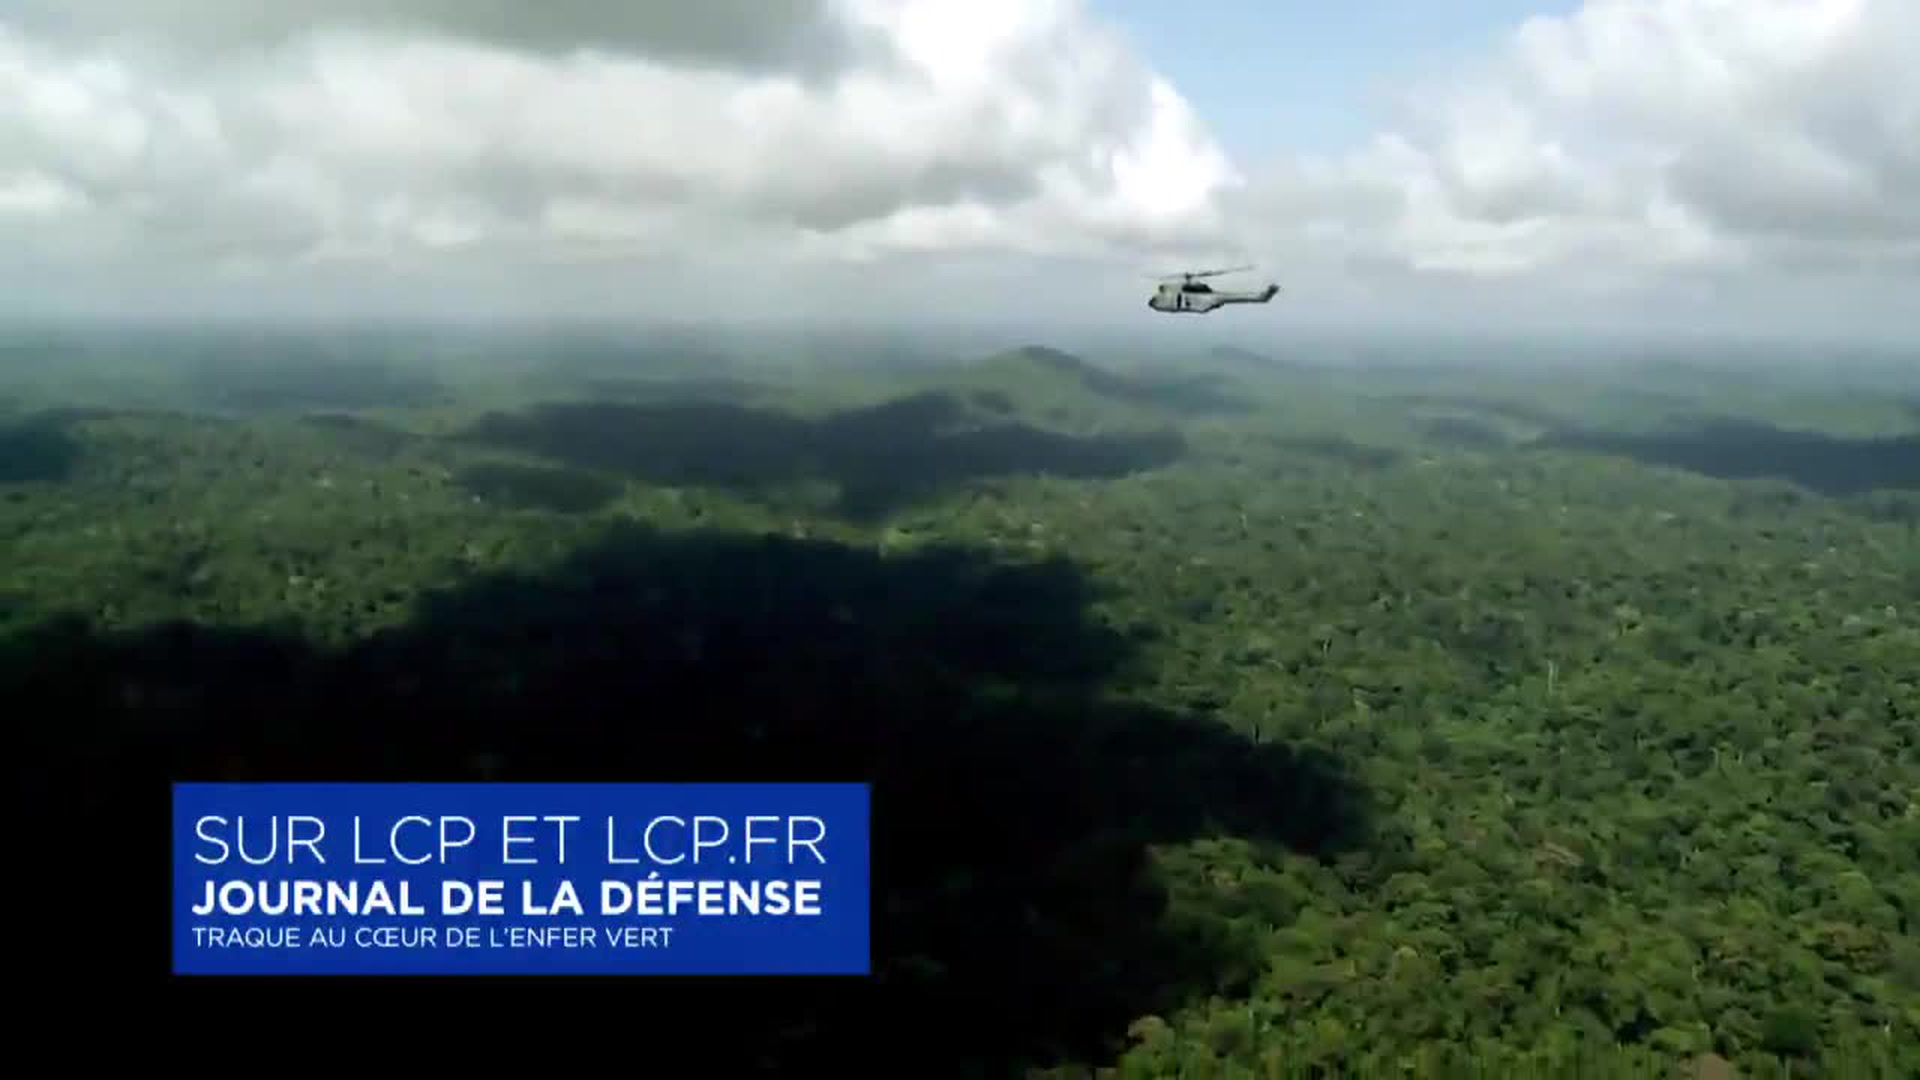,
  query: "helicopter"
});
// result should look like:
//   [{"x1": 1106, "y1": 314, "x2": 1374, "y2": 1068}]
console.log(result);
[{"x1": 1146, "y1": 264, "x2": 1280, "y2": 314}]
